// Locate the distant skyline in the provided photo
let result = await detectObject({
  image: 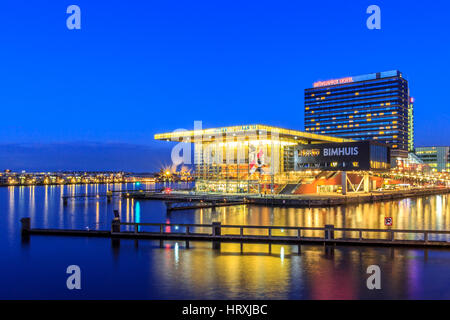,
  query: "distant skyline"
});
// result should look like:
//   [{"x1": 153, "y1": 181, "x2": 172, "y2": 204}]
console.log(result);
[{"x1": 0, "y1": 1, "x2": 449, "y2": 171}]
